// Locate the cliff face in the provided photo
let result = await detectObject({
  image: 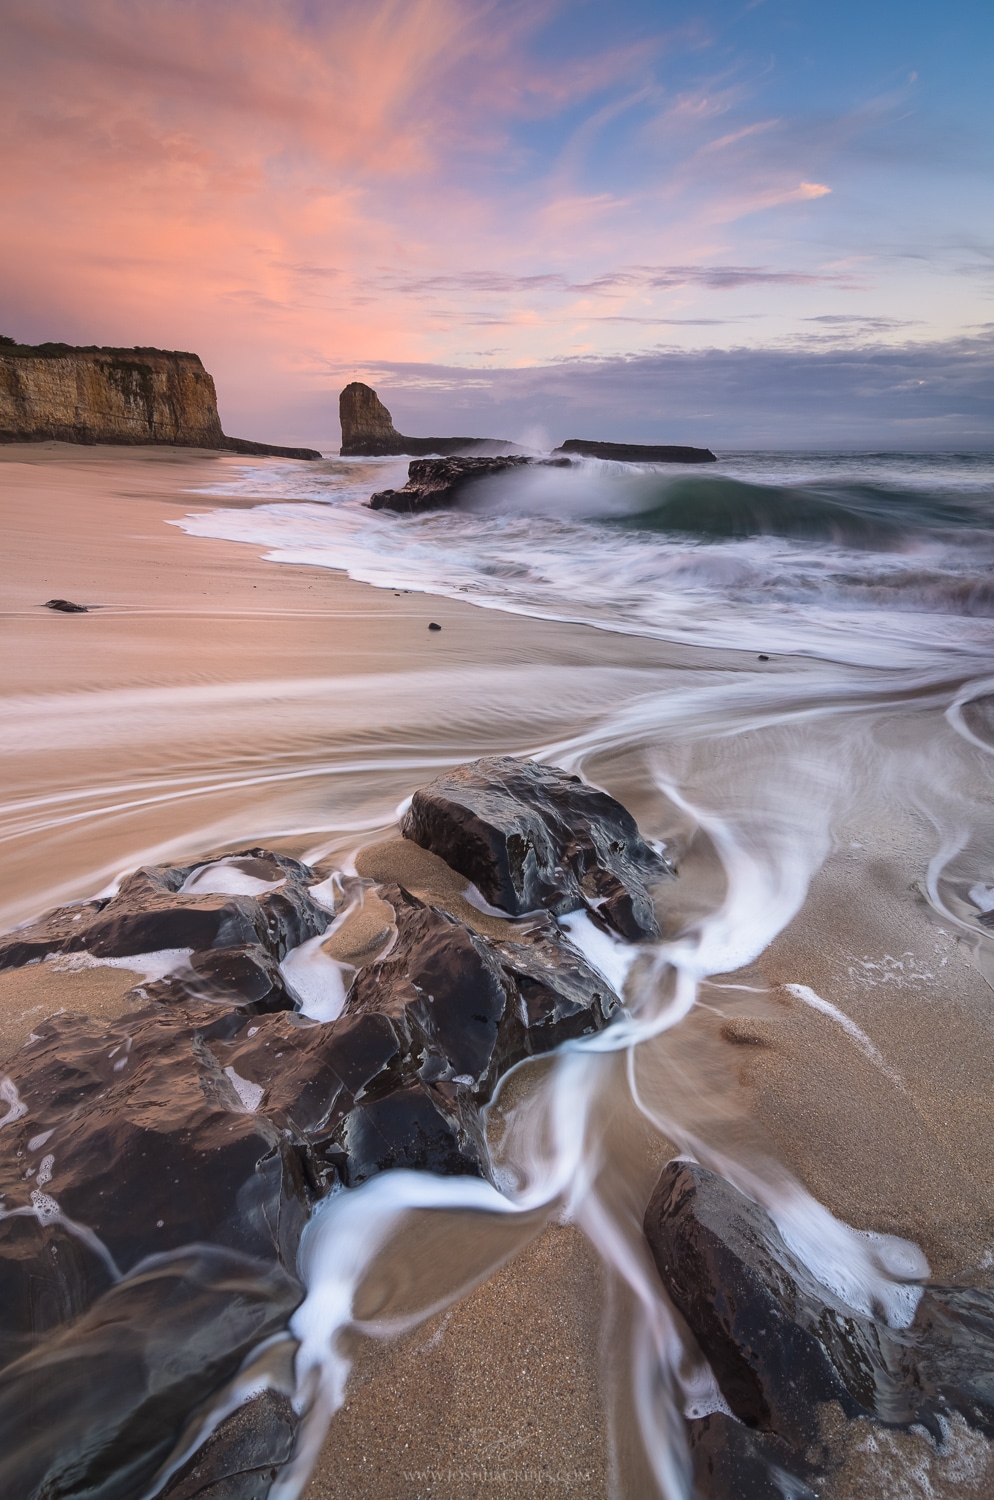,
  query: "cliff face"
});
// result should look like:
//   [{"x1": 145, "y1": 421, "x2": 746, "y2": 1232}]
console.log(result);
[
  {"x1": 0, "y1": 342, "x2": 320, "y2": 458},
  {"x1": 339, "y1": 380, "x2": 506, "y2": 457},
  {"x1": 0, "y1": 346, "x2": 225, "y2": 447}
]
